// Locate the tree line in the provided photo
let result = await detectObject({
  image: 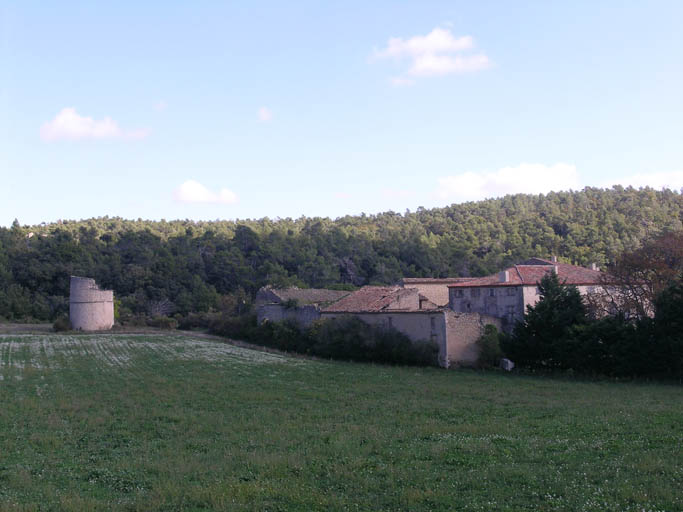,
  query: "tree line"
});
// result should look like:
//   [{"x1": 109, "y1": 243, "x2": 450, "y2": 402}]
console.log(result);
[{"x1": 0, "y1": 186, "x2": 681, "y2": 322}]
